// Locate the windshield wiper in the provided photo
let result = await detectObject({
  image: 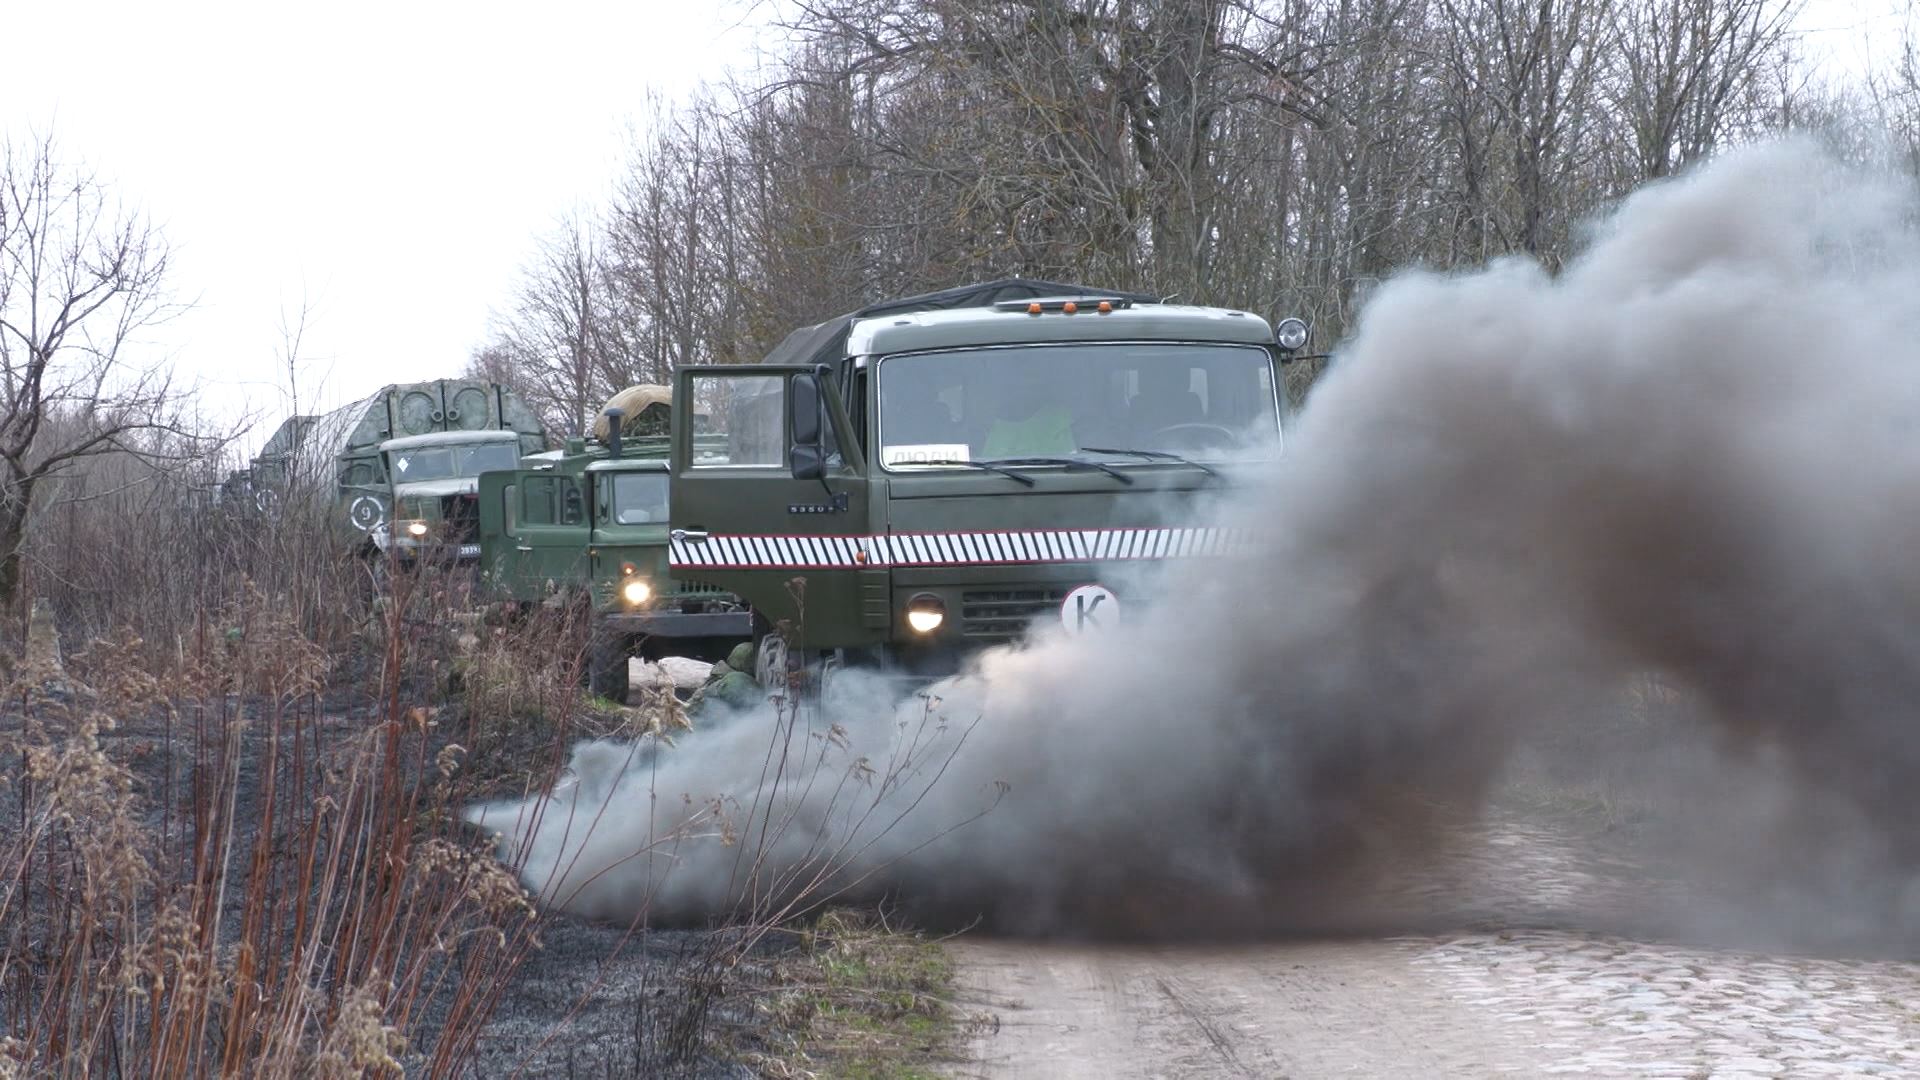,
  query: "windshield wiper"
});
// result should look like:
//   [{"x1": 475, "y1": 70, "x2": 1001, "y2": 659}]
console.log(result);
[
  {"x1": 921, "y1": 459, "x2": 1037, "y2": 486},
  {"x1": 1077, "y1": 446, "x2": 1220, "y2": 480},
  {"x1": 983, "y1": 456, "x2": 1136, "y2": 485}
]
